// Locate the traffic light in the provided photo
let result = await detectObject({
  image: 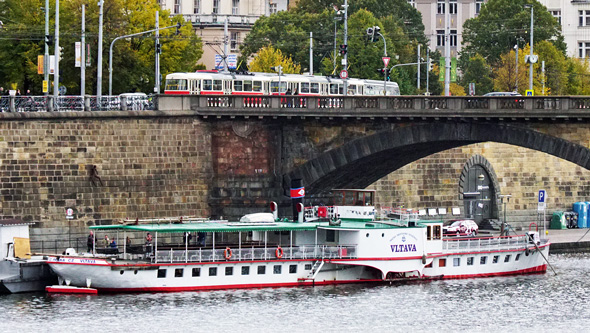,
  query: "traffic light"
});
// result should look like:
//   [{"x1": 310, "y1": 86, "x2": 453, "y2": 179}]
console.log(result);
[
  {"x1": 366, "y1": 27, "x2": 374, "y2": 40},
  {"x1": 156, "y1": 42, "x2": 161, "y2": 54},
  {"x1": 376, "y1": 68, "x2": 385, "y2": 75},
  {"x1": 175, "y1": 22, "x2": 181, "y2": 35},
  {"x1": 45, "y1": 35, "x2": 54, "y2": 46},
  {"x1": 58, "y1": 46, "x2": 63, "y2": 61},
  {"x1": 339, "y1": 44, "x2": 347, "y2": 56},
  {"x1": 428, "y1": 58, "x2": 433, "y2": 72}
]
